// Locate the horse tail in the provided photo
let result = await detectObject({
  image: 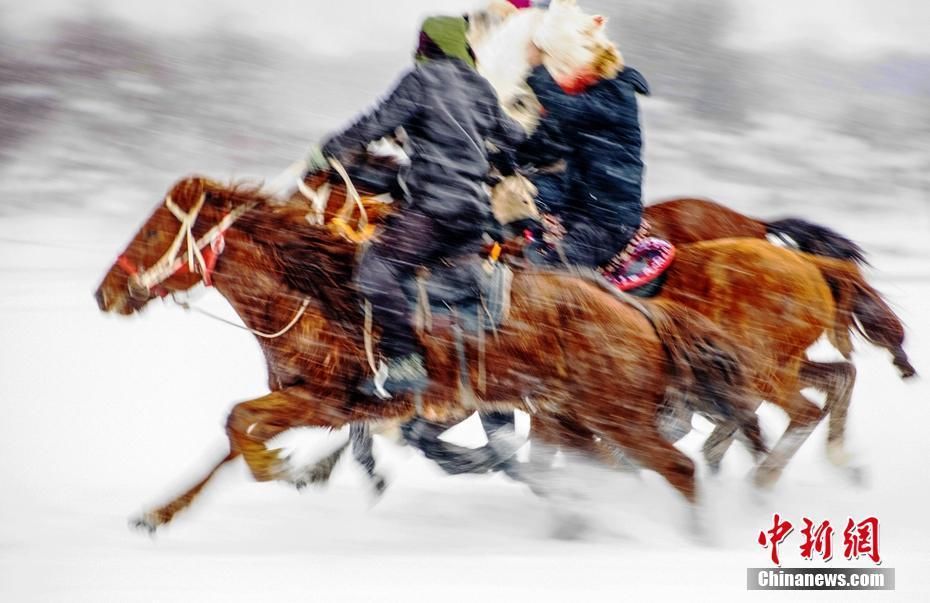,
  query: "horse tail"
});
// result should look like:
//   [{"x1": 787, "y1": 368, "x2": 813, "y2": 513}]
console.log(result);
[
  {"x1": 807, "y1": 255, "x2": 916, "y2": 379},
  {"x1": 645, "y1": 299, "x2": 768, "y2": 458},
  {"x1": 765, "y1": 218, "x2": 868, "y2": 266}
]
